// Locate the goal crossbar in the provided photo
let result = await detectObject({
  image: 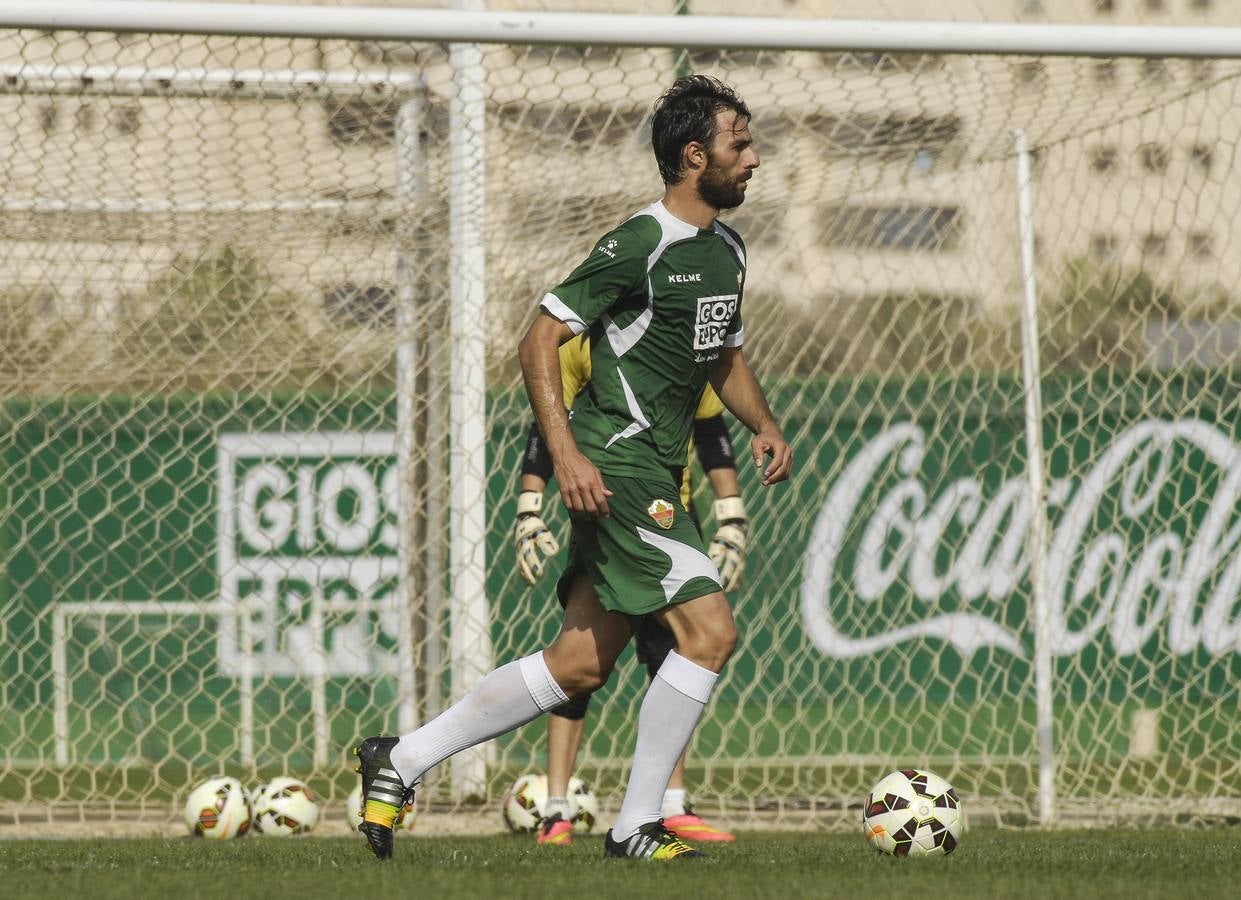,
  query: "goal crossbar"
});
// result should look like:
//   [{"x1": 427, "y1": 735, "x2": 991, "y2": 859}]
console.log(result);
[{"x1": 6, "y1": 0, "x2": 1241, "y2": 59}]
